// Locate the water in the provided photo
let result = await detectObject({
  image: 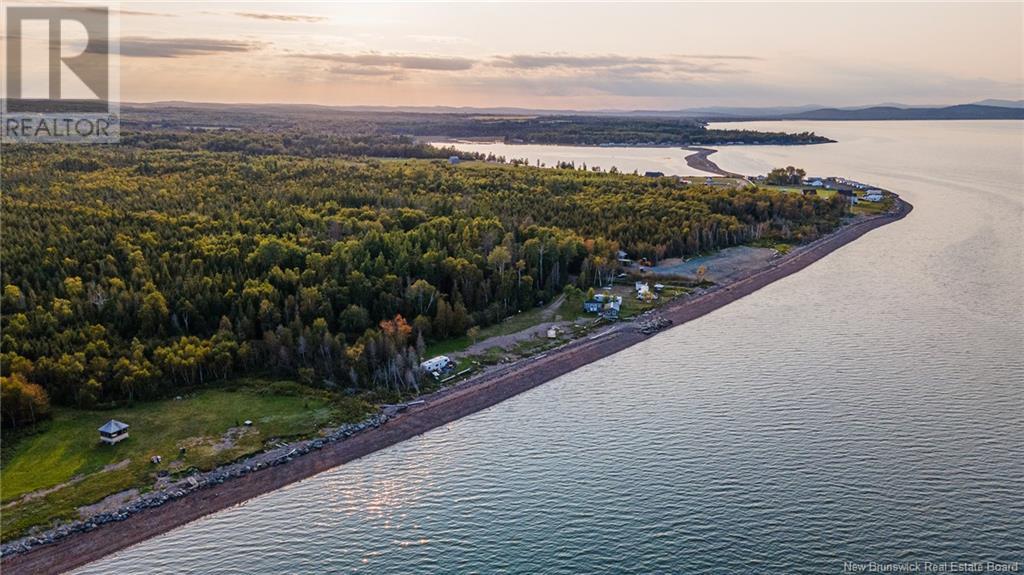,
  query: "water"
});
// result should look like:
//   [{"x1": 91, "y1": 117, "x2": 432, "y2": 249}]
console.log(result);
[{"x1": 75, "y1": 121, "x2": 1024, "y2": 574}]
